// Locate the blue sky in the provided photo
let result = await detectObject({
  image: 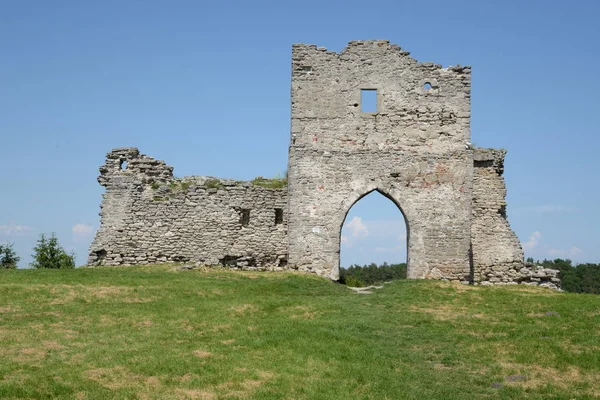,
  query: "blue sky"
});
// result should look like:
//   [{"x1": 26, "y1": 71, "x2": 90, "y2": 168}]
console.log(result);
[{"x1": 1, "y1": 0, "x2": 598, "y2": 268}]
